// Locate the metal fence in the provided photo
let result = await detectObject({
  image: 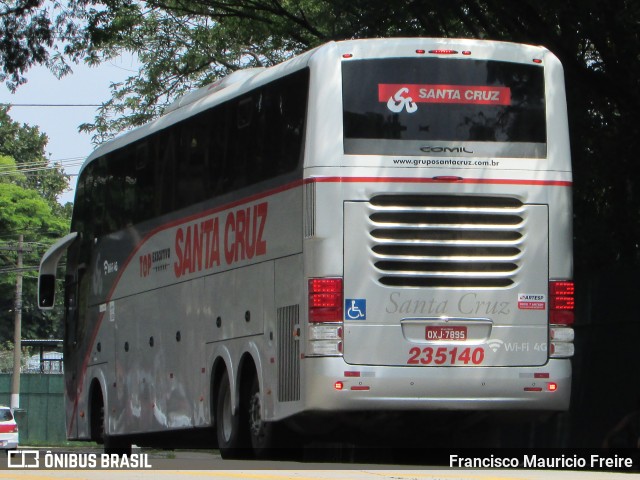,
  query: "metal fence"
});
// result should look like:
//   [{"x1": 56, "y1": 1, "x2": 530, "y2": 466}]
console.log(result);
[{"x1": 0, "y1": 373, "x2": 65, "y2": 444}]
